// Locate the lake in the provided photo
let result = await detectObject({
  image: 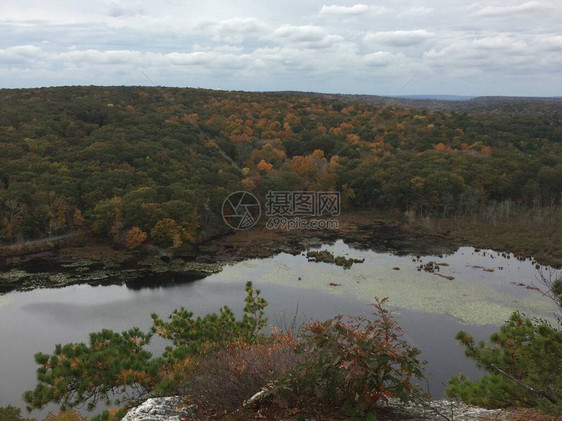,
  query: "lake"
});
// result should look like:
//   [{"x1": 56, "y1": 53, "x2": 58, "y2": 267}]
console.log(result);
[{"x1": 0, "y1": 239, "x2": 558, "y2": 419}]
